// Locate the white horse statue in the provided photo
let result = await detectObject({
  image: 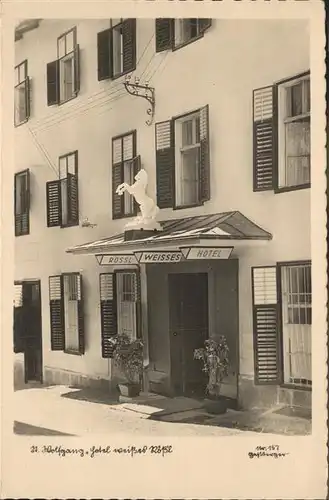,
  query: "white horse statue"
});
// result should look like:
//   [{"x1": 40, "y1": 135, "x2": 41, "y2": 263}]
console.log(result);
[{"x1": 116, "y1": 168, "x2": 162, "y2": 230}]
